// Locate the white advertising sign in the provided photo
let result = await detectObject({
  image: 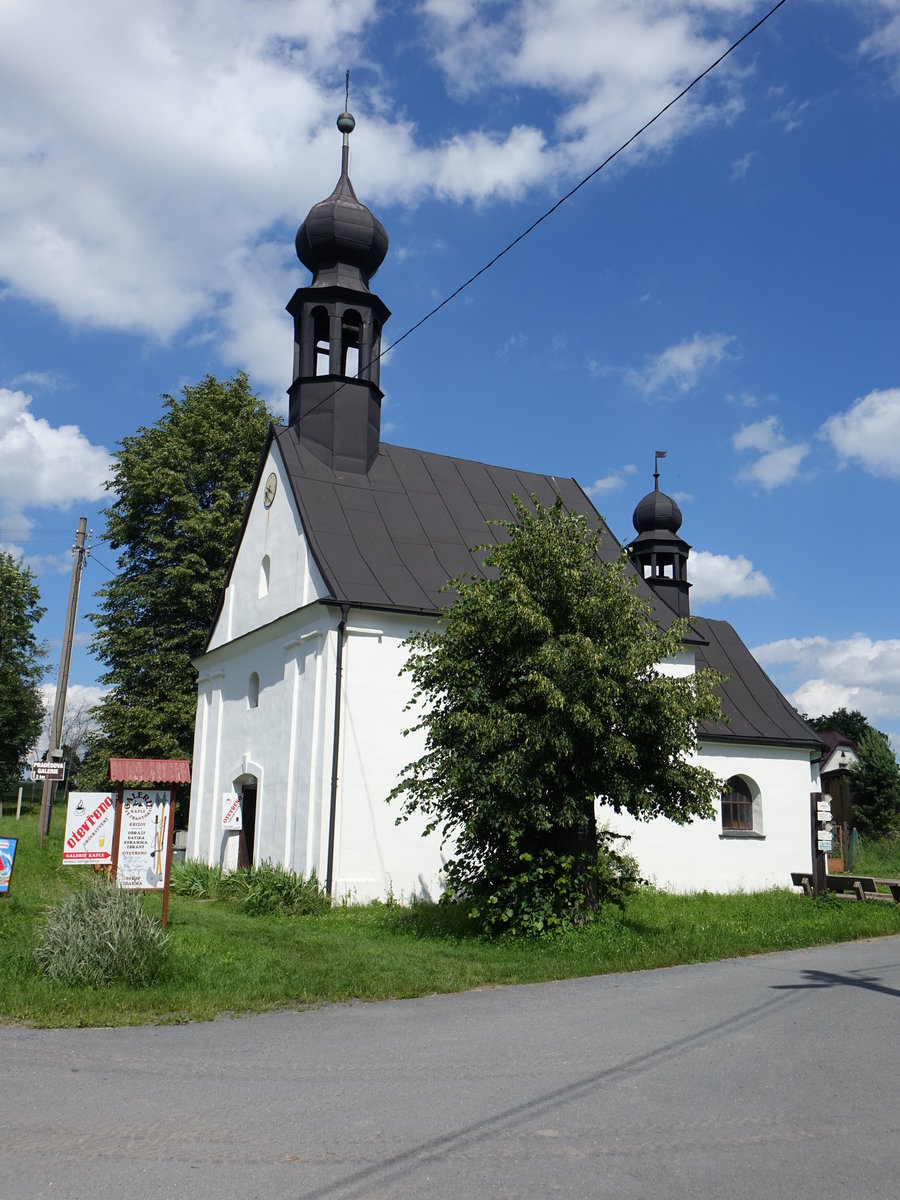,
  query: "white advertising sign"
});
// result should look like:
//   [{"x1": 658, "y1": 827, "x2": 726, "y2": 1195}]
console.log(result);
[
  {"x1": 62, "y1": 792, "x2": 116, "y2": 865},
  {"x1": 222, "y1": 792, "x2": 242, "y2": 830},
  {"x1": 116, "y1": 790, "x2": 172, "y2": 891}
]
